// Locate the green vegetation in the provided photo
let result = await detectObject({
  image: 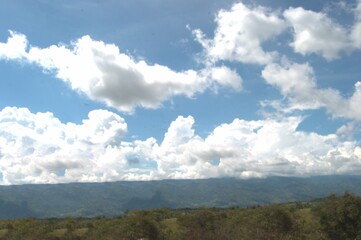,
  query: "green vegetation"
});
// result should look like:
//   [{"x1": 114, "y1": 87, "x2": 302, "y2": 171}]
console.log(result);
[
  {"x1": 0, "y1": 193, "x2": 359, "y2": 239},
  {"x1": 315, "y1": 192, "x2": 361, "y2": 240}
]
